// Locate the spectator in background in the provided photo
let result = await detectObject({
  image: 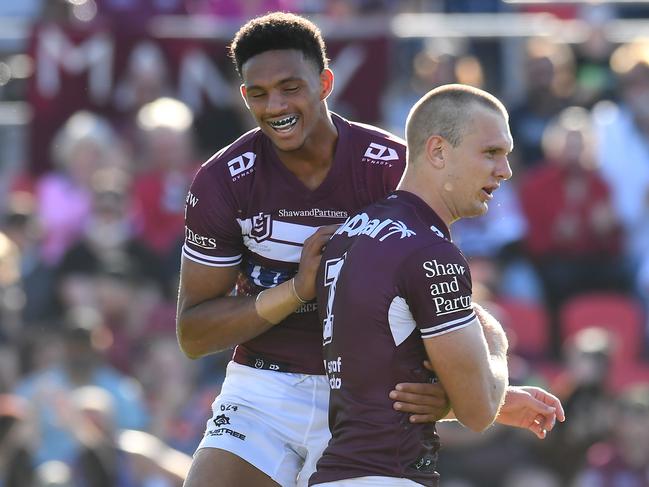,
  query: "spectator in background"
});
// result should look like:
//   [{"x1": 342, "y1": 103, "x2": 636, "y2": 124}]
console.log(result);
[
  {"x1": 382, "y1": 40, "x2": 484, "y2": 138},
  {"x1": 452, "y1": 180, "x2": 542, "y2": 304},
  {"x1": 131, "y1": 97, "x2": 199, "y2": 287},
  {"x1": 35, "y1": 111, "x2": 124, "y2": 265},
  {"x1": 502, "y1": 465, "x2": 561, "y2": 487},
  {"x1": 56, "y1": 167, "x2": 171, "y2": 373},
  {"x1": 574, "y1": 384, "x2": 649, "y2": 486},
  {"x1": 113, "y1": 41, "x2": 174, "y2": 144},
  {"x1": 519, "y1": 106, "x2": 629, "y2": 351},
  {"x1": 540, "y1": 327, "x2": 615, "y2": 485},
  {"x1": 595, "y1": 40, "x2": 649, "y2": 326},
  {"x1": 0, "y1": 231, "x2": 22, "y2": 343},
  {"x1": 184, "y1": 0, "x2": 300, "y2": 18},
  {"x1": 69, "y1": 385, "x2": 190, "y2": 487},
  {"x1": 1, "y1": 191, "x2": 58, "y2": 326},
  {"x1": 13, "y1": 307, "x2": 149, "y2": 466},
  {"x1": 0, "y1": 394, "x2": 34, "y2": 487},
  {"x1": 572, "y1": 3, "x2": 618, "y2": 107},
  {"x1": 509, "y1": 37, "x2": 576, "y2": 168},
  {"x1": 132, "y1": 335, "x2": 222, "y2": 455},
  {"x1": 34, "y1": 461, "x2": 73, "y2": 487}
]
